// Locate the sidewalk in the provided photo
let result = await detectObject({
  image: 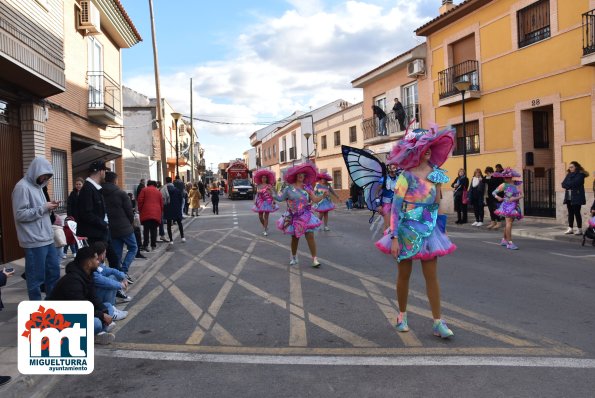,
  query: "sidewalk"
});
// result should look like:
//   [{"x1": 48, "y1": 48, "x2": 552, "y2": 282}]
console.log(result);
[{"x1": 0, "y1": 203, "x2": 209, "y2": 396}]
